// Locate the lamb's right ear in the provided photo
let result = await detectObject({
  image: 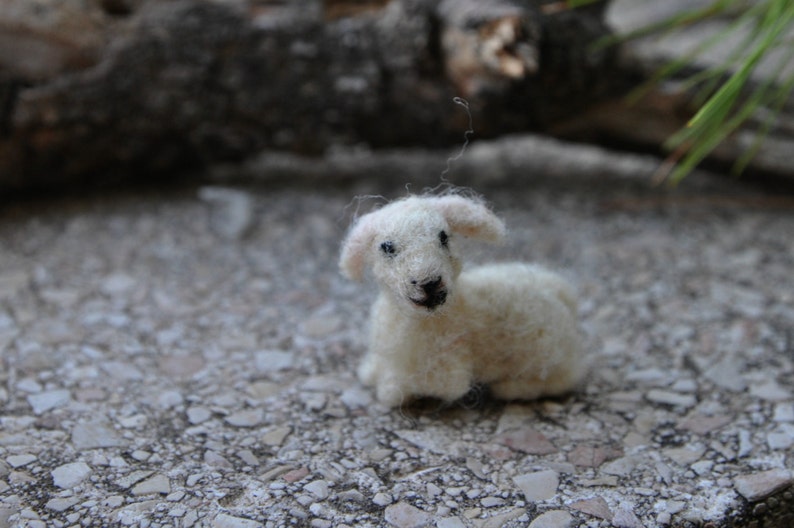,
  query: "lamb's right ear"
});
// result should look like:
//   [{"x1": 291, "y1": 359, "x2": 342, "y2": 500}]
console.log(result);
[
  {"x1": 431, "y1": 195, "x2": 506, "y2": 243},
  {"x1": 339, "y1": 216, "x2": 377, "y2": 281}
]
